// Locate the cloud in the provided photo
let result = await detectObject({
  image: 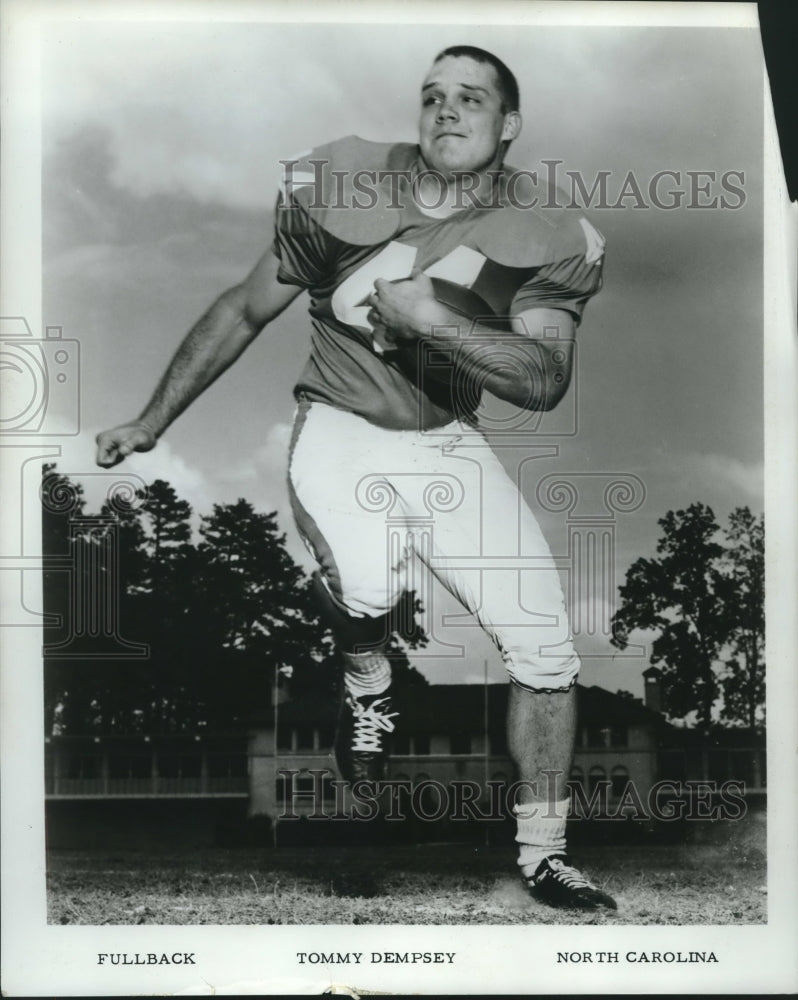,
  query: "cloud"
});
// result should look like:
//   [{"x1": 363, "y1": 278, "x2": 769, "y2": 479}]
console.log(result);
[
  {"x1": 23, "y1": 423, "x2": 215, "y2": 556},
  {"x1": 122, "y1": 439, "x2": 213, "y2": 514},
  {"x1": 44, "y1": 126, "x2": 271, "y2": 281},
  {"x1": 41, "y1": 21, "x2": 763, "y2": 214},
  {"x1": 218, "y1": 421, "x2": 292, "y2": 487},
  {"x1": 44, "y1": 426, "x2": 212, "y2": 518},
  {"x1": 211, "y1": 420, "x2": 315, "y2": 570},
  {"x1": 690, "y1": 453, "x2": 764, "y2": 504},
  {"x1": 42, "y1": 23, "x2": 386, "y2": 209},
  {"x1": 213, "y1": 420, "x2": 293, "y2": 519},
  {"x1": 656, "y1": 450, "x2": 765, "y2": 512}
]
